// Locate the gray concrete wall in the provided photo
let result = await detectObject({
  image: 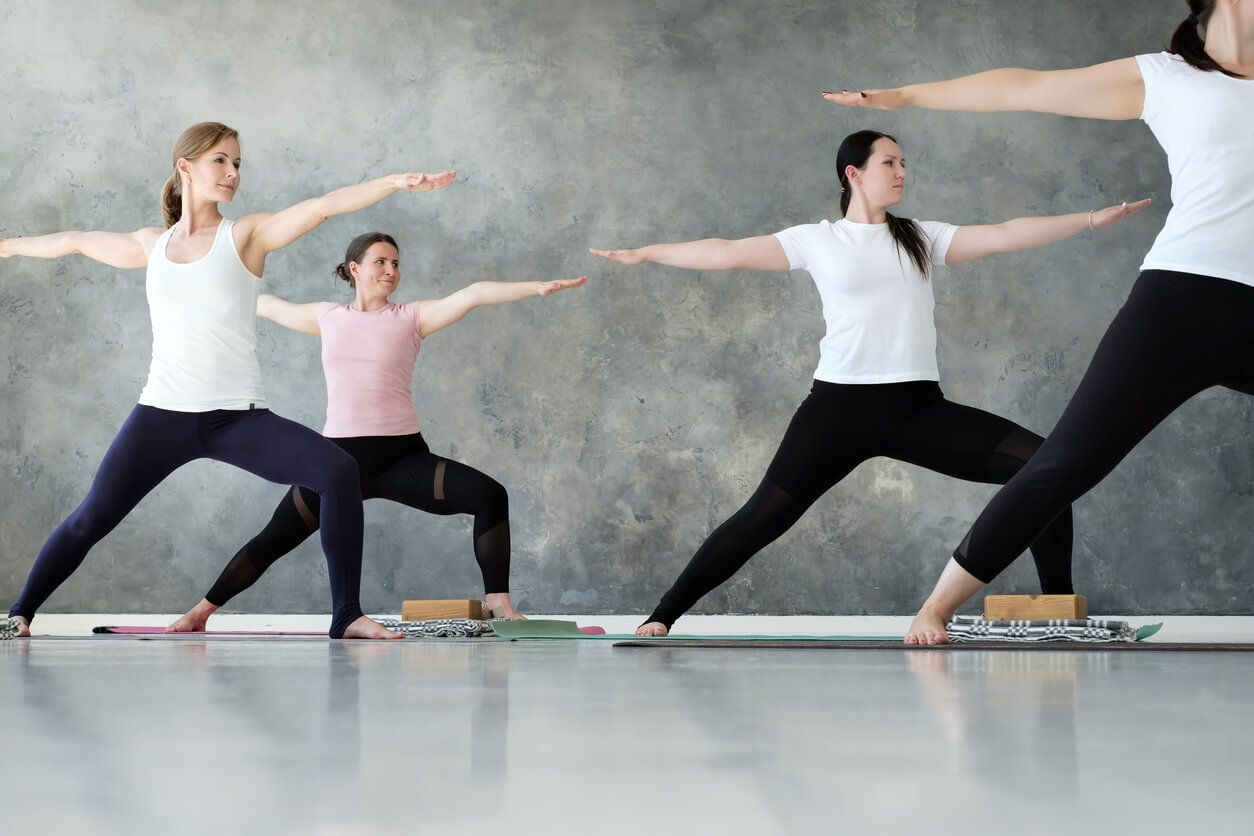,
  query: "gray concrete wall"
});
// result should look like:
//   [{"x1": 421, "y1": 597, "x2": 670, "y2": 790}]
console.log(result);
[{"x1": 1, "y1": 0, "x2": 1249, "y2": 619}]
